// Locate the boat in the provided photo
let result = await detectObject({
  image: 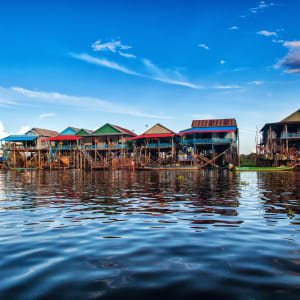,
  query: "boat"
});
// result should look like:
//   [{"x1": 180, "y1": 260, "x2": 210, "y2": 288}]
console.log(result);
[
  {"x1": 136, "y1": 165, "x2": 202, "y2": 170},
  {"x1": 234, "y1": 166, "x2": 295, "y2": 172}
]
